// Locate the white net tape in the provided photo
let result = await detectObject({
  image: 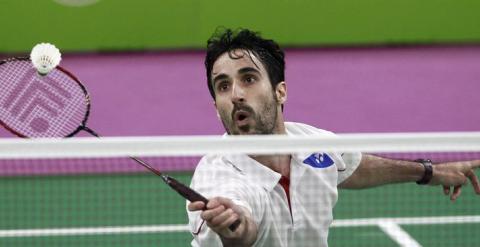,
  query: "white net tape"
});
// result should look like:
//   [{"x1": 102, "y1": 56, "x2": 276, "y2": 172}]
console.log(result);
[{"x1": 1, "y1": 132, "x2": 480, "y2": 158}]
